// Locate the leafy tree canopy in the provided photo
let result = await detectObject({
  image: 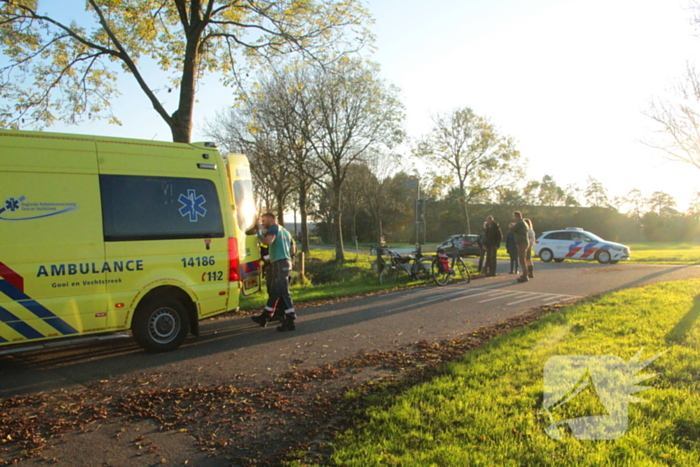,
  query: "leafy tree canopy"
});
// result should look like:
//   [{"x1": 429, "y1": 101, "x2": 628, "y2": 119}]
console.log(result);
[{"x1": 0, "y1": 0, "x2": 373, "y2": 142}]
